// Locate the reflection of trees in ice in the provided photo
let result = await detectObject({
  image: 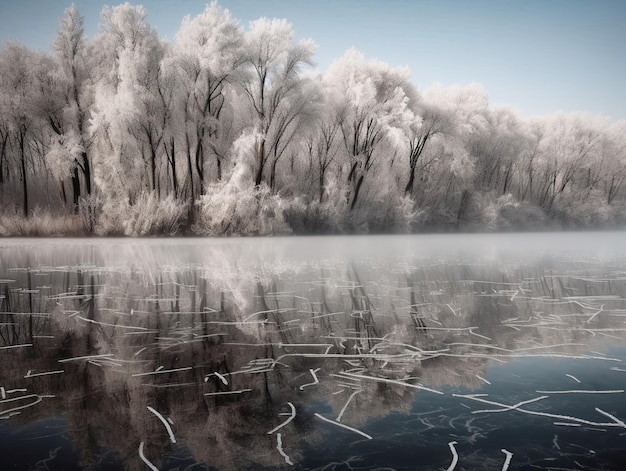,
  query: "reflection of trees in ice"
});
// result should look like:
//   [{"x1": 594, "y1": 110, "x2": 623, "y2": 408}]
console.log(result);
[{"x1": 0, "y1": 239, "x2": 626, "y2": 469}]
